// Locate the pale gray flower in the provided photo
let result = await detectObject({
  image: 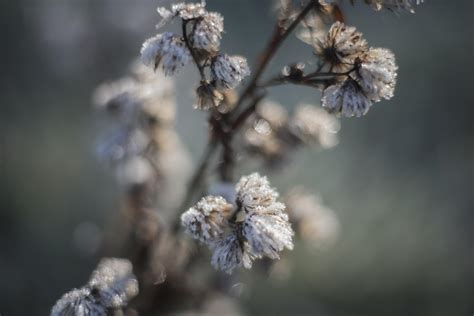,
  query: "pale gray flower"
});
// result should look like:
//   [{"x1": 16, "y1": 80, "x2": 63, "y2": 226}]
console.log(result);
[
  {"x1": 181, "y1": 195, "x2": 233, "y2": 244},
  {"x1": 289, "y1": 104, "x2": 340, "y2": 148},
  {"x1": 211, "y1": 54, "x2": 250, "y2": 88},
  {"x1": 322, "y1": 78, "x2": 373, "y2": 117},
  {"x1": 140, "y1": 32, "x2": 191, "y2": 76},
  {"x1": 191, "y1": 12, "x2": 224, "y2": 53},
  {"x1": 156, "y1": 1, "x2": 207, "y2": 27}
]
